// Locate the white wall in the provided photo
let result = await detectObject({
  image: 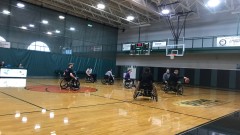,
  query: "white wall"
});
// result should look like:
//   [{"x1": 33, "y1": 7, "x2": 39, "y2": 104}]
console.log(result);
[{"x1": 116, "y1": 53, "x2": 240, "y2": 70}]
